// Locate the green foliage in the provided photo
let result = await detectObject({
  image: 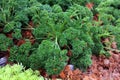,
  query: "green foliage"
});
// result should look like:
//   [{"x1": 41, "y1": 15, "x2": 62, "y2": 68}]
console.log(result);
[
  {"x1": 0, "y1": 0, "x2": 29, "y2": 23},
  {"x1": 91, "y1": 27, "x2": 105, "y2": 54},
  {"x1": 66, "y1": 4, "x2": 93, "y2": 21},
  {"x1": 12, "y1": 29, "x2": 22, "y2": 39},
  {"x1": 31, "y1": 4, "x2": 95, "y2": 72},
  {"x1": 0, "y1": 0, "x2": 40, "y2": 36},
  {"x1": 1, "y1": 0, "x2": 119, "y2": 76},
  {"x1": 71, "y1": 52, "x2": 92, "y2": 71},
  {"x1": 37, "y1": 0, "x2": 72, "y2": 10},
  {"x1": 0, "y1": 64, "x2": 43, "y2": 80},
  {"x1": 30, "y1": 40, "x2": 68, "y2": 75},
  {"x1": 63, "y1": 27, "x2": 80, "y2": 40},
  {"x1": 96, "y1": 0, "x2": 120, "y2": 49},
  {"x1": 96, "y1": 0, "x2": 120, "y2": 25},
  {"x1": 0, "y1": 34, "x2": 13, "y2": 51},
  {"x1": 9, "y1": 40, "x2": 32, "y2": 68},
  {"x1": 3, "y1": 21, "x2": 16, "y2": 32},
  {"x1": 52, "y1": 5, "x2": 63, "y2": 13},
  {"x1": 37, "y1": 0, "x2": 102, "y2": 11}
]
